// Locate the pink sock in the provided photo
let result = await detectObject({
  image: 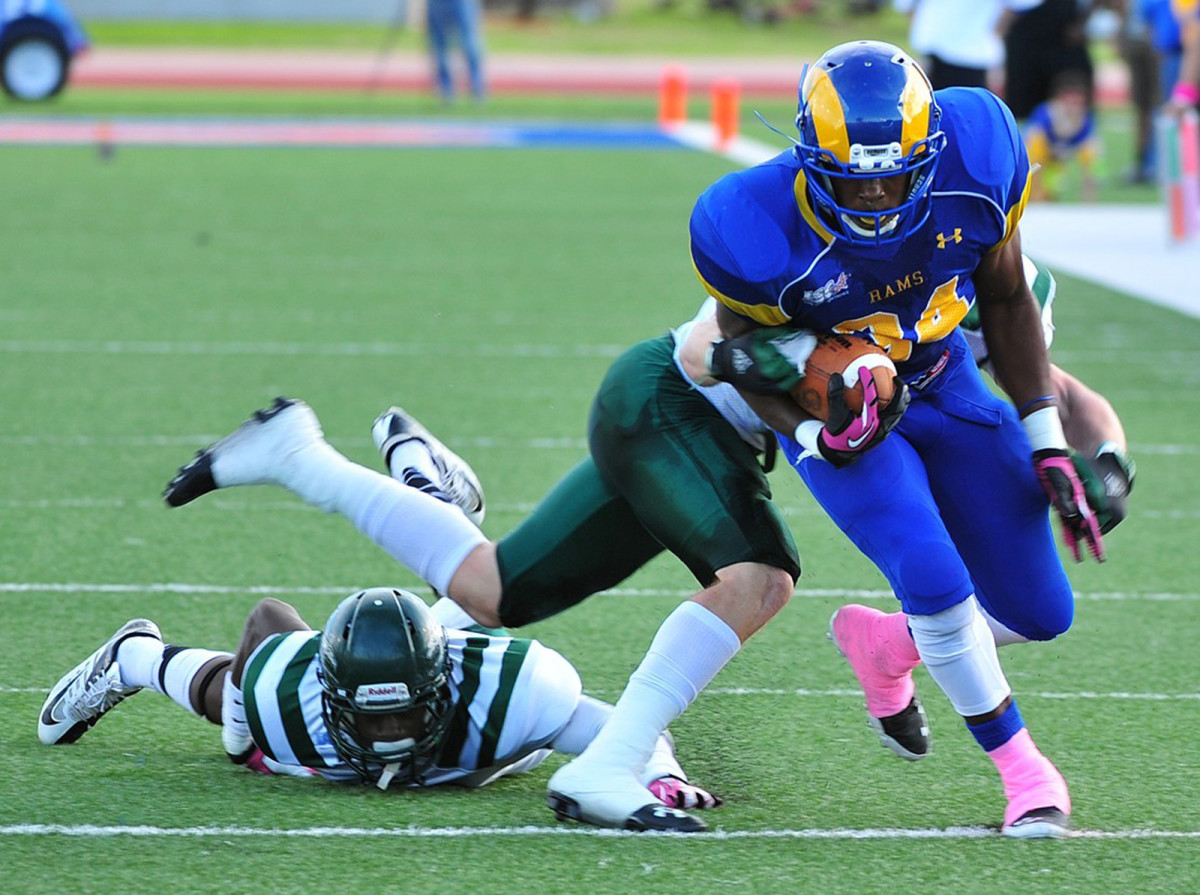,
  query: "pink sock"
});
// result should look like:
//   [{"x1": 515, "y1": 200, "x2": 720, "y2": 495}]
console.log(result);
[
  {"x1": 833, "y1": 606, "x2": 923, "y2": 717},
  {"x1": 875, "y1": 611, "x2": 921, "y2": 676},
  {"x1": 988, "y1": 728, "x2": 1071, "y2": 826}
]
